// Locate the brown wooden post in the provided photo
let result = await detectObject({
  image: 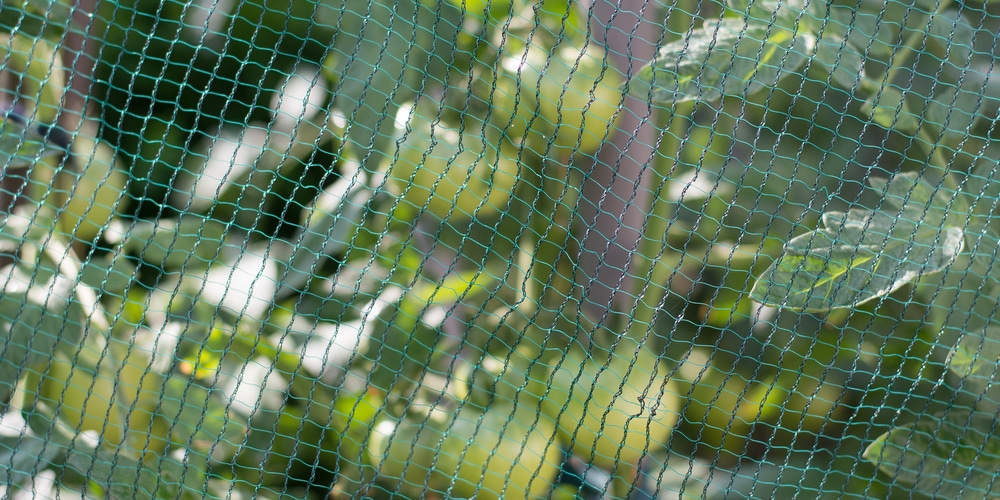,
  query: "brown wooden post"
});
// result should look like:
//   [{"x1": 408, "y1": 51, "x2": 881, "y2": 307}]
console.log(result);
[{"x1": 578, "y1": 0, "x2": 667, "y2": 316}]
